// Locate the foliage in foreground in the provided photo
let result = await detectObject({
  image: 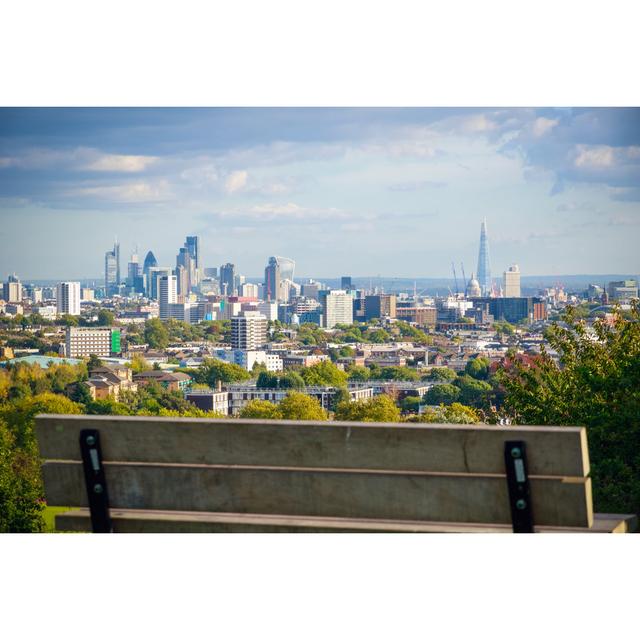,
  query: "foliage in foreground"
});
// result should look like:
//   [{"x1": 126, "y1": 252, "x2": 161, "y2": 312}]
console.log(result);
[{"x1": 499, "y1": 303, "x2": 640, "y2": 516}]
